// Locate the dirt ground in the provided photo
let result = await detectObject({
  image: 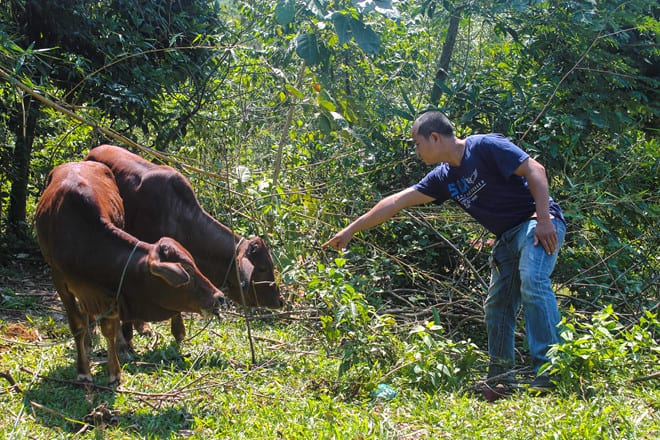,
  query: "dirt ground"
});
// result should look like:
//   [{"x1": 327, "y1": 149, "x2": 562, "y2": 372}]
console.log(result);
[{"x1": 0, "y1": 253, "x2": 62, "y2": 325}]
